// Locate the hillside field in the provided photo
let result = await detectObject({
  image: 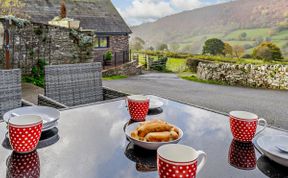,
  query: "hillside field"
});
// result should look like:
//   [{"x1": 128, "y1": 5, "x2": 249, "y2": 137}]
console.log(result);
[{"x1": 172, "y1": 28, "x2": 288, "y2": 57}]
